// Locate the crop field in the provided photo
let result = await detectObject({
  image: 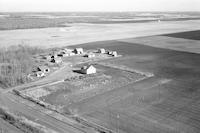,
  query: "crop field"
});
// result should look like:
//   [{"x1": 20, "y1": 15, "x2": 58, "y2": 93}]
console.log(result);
[
  {"x1": 164, "y1": 30, "x2": 200, "y2": 40},
  {"x1": 61, "y1": 38, "x2": 200, "y2": 133},
  {"x1": 119, "y1": 31, "x2": 200, "y2": 54}
]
